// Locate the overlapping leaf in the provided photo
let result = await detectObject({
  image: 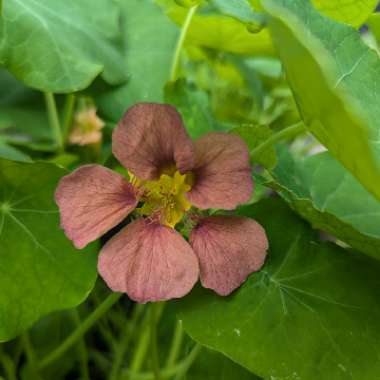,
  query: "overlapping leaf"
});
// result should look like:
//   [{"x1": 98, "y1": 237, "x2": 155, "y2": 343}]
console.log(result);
[
  {"x1": 0, "y1": 0, "x2": 127, "y2": 93},
  {"x1": 270, "y1": 148, "x2": 380, "y2": 260},
  {"x1": 96, "y1": 0, "x2": 179, "y2": 121},
  {"x1": 0, "y1": 159, "x2": 97, "y2": 341},
  {"x1": 262, "y1": 0, "x2": 380, "y2": 201},
  {"x1": 178, "y1": 199, "x2": 380, "y2": 380}
]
